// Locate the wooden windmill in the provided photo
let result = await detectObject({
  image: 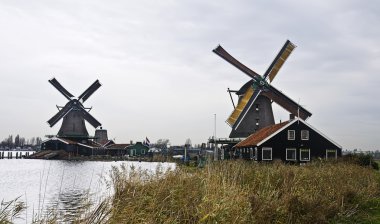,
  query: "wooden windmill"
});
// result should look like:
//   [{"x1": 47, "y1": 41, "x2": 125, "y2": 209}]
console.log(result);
[
  {"x1": 213, "y1": 40, "x2": 312, "y2": 138},
  {"x1": 47, "y1": 78, "x2": 102, "y2": 139}
]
